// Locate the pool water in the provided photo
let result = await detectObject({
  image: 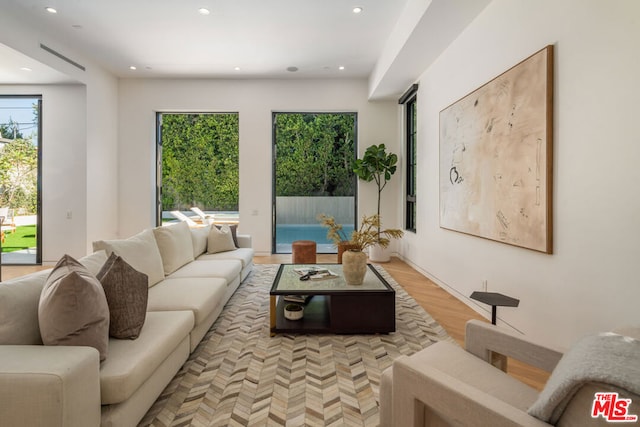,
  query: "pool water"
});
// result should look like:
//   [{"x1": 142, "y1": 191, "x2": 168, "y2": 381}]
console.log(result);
[{"x1": 275, "y1": 223, "x2": 354, "y2": 253}]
